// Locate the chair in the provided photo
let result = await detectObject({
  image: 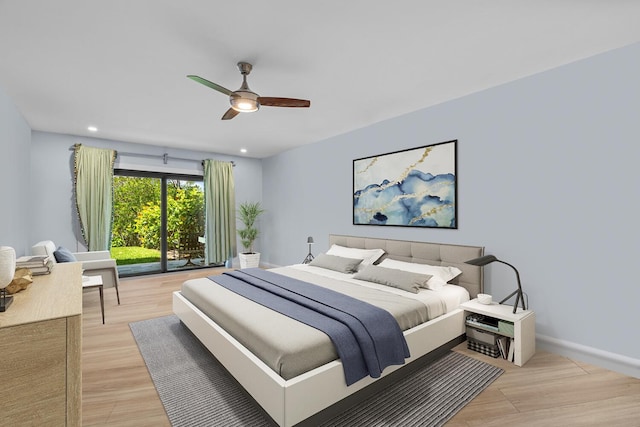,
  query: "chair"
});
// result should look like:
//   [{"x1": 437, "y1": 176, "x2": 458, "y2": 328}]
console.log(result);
[
  {"x1": 177, "y1": 233, "x2": 205, "y2": 267},
  {"x1": 31, "y1": 240, "x2": 121, "y2": 304}
]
